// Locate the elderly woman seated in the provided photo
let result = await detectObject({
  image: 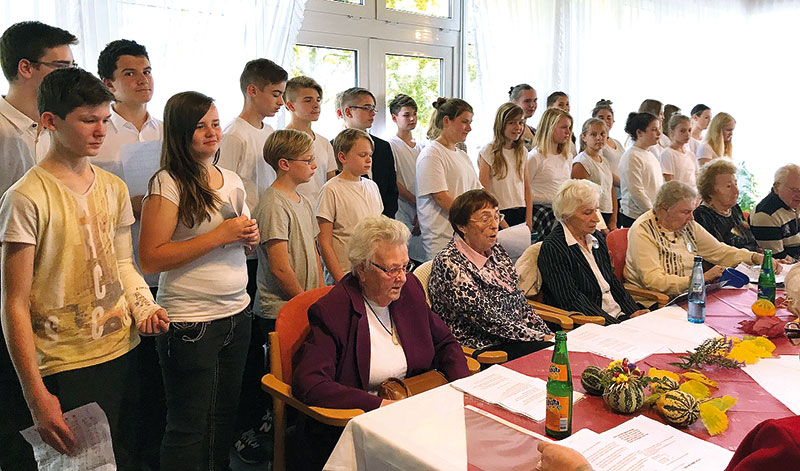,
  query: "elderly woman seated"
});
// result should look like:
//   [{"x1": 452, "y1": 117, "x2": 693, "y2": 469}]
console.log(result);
[
  {"x1": 293, "y1": 215, "x2": 469, "y2": 412},
  {"x1": 429, "y1": 189, "x2": 553, "y2": 360},
  {"x1": 625, "y1": 180, "x2": 779, "y2": 297},
  {"x1": 693, "y1": 159, "x2": 758, "y2": 251},
  {"x1": 538, "y1": 179, "x2": 647, "y2": 322}
]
